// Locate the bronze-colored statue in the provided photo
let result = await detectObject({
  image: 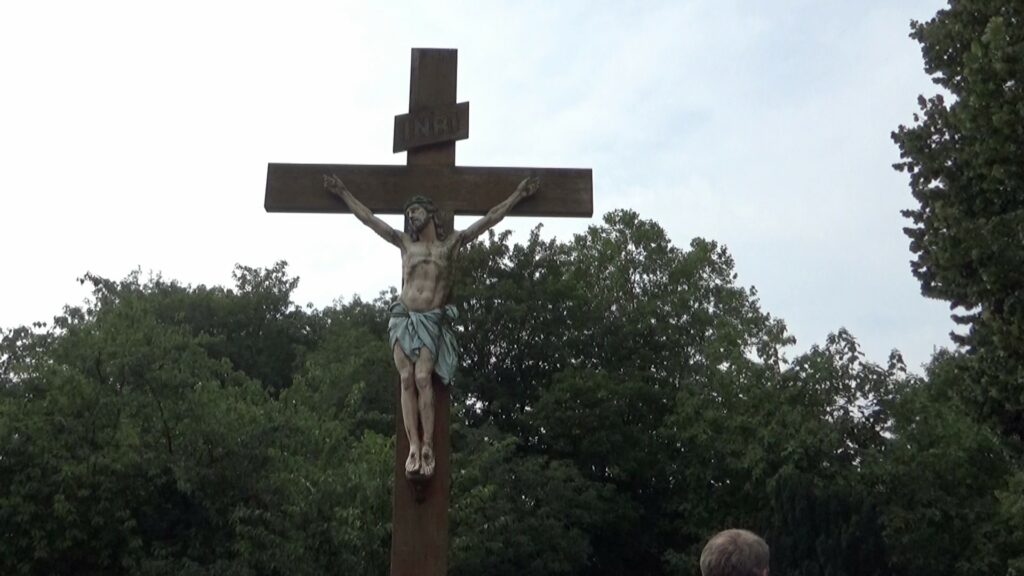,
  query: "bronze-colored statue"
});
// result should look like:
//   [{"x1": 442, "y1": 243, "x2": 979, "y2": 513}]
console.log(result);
[{"x1": 323, "y1": 174, "x2": 539, "y2": 478}]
